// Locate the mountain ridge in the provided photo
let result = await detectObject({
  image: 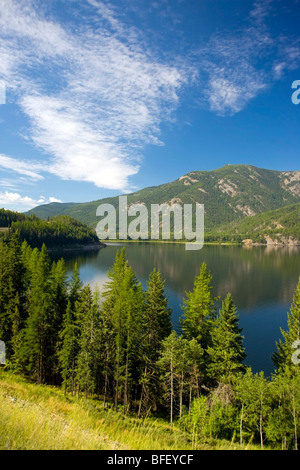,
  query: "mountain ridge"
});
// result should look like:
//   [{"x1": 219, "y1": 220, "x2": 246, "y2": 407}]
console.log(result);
[{"x1": 25, "y1": 164, "x2": 300, "y2": 242}]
